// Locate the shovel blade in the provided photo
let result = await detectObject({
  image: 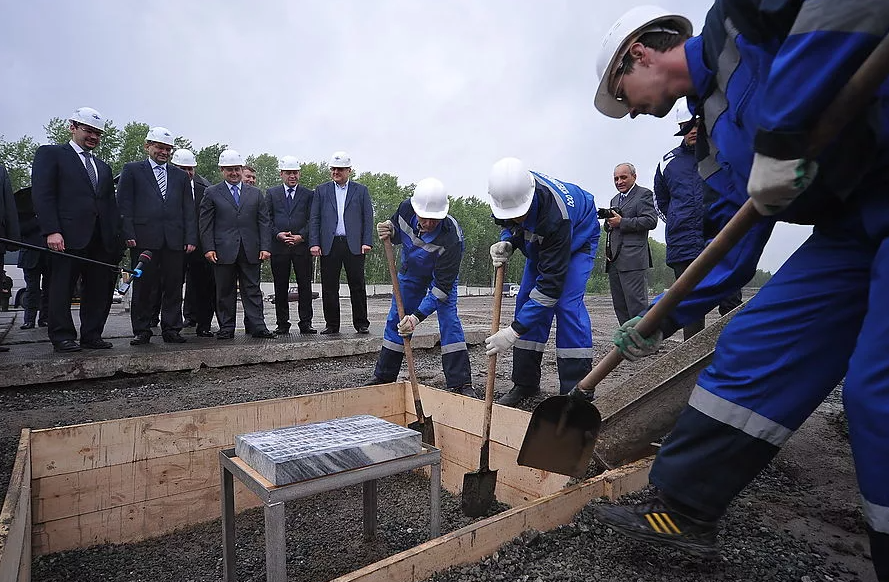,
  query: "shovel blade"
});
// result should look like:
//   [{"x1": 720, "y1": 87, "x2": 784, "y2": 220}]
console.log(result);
[
  {"x1": 517, "y1": 396, "x2": 602, "y2": 478},
  {"x1": 408, "y1": 416, "x2": 436, "y2": 446},
  {"x1": 461, "y1": 468, "x2": 498, "y2": 517}
]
